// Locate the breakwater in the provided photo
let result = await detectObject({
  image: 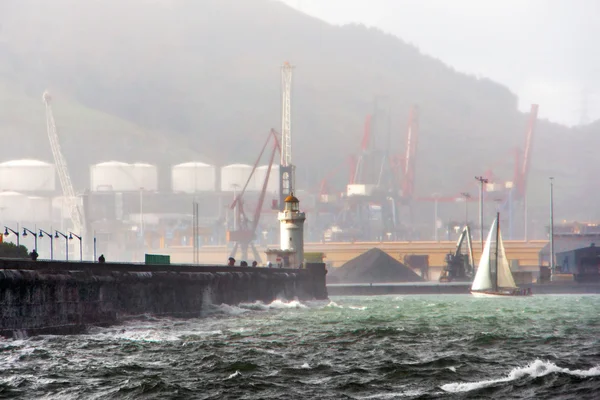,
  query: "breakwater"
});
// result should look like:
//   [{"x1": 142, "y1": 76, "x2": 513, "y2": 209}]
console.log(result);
[{"x1": 0, "y1": 258, "x2": 327, "y2": 338}]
